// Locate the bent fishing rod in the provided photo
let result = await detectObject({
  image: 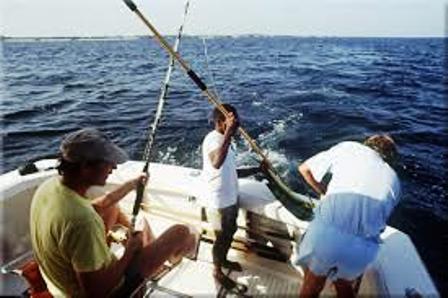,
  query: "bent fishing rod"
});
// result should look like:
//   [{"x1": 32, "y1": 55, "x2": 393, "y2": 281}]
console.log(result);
[
  {"x1": 123, "y1": 0, "x2": 315, "y2": 221},
  {"x1": 131, "y1": 0, "x2": 191, "y2": 229}
]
